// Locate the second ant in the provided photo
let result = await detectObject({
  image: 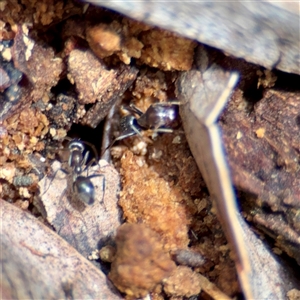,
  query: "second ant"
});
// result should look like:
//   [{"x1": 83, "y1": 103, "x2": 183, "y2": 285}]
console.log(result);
[{"x1": 102, "y1": 101, "x2": 181, "y2": 156}]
